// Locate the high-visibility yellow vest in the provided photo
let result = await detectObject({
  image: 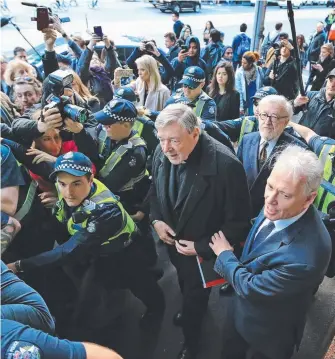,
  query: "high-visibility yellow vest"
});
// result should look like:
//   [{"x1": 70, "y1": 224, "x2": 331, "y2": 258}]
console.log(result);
[
  {"x1": 239, "y1": 117, "x2": 256, "y2": 143},
  {"x1": 98, "y1": 131, "x2": 148, "y2": 191},
  {"x1": 55, "y1": 178, "x2": 136, "y2": 246},
  {"x1": 314, "y1": 144, "x2": 335, "y2": 214}
]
